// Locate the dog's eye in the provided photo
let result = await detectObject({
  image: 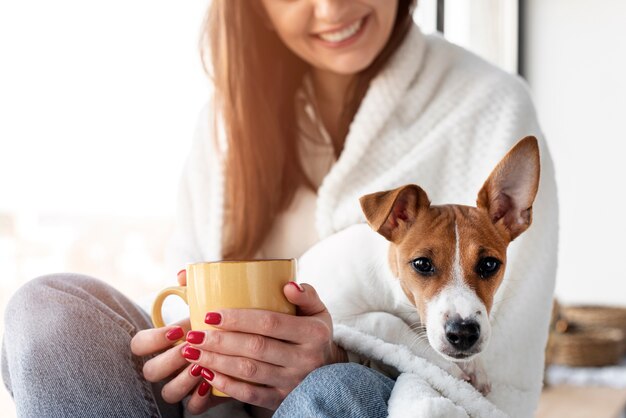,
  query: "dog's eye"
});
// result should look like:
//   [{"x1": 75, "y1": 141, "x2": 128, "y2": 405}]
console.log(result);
[
  {"x1": 411, "y1": 257, "x2": 435, "y2": 275},
  {"x1": 476, "y1": 257, "x2": 501, "y2": 279}
]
